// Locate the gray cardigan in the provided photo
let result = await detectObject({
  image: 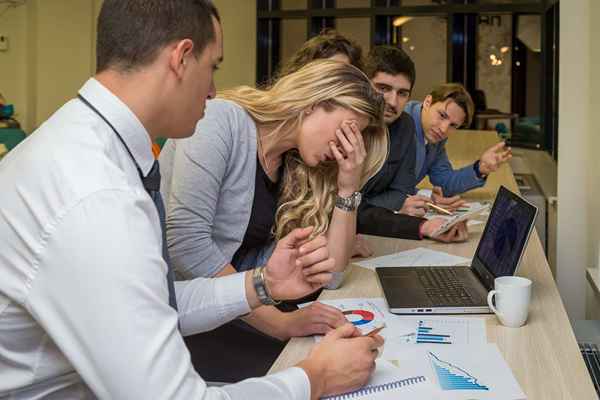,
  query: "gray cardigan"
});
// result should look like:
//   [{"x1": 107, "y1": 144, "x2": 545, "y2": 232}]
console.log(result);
[{"x1": 159, "y1": 99, "x2": 257, "y2": 278}]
